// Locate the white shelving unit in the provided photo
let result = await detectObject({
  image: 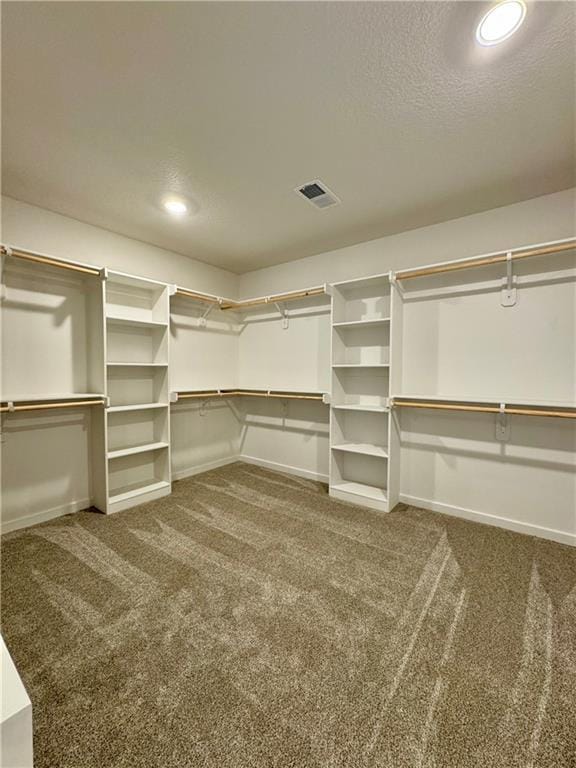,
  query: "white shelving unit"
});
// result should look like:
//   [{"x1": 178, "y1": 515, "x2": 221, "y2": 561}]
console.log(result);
[
  {"x1": 95, "y1": 271, "x2": 172, "y2": 514},
  {"x1": 329, "y1": 273, "x2": 399, "y2": 512}
]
